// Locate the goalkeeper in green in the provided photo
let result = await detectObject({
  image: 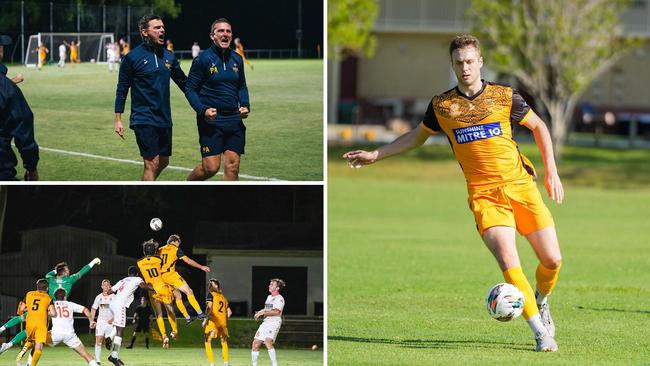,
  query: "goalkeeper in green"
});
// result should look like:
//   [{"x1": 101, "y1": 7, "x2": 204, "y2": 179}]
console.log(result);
[{"x1": 0, "y1": 258, "x2": 101, "y2": 355}]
